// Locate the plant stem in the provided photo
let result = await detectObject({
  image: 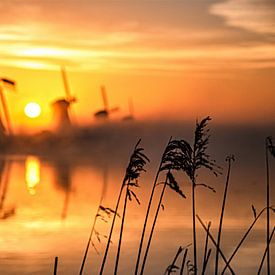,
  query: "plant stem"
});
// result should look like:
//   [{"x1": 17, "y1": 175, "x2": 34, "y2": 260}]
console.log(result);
[
  {"x1": 114, "y1": 183, "x2": 129, "y2": 274},
  {"x1": 79, "y1": 165, "x2": 108, "y2": 275},
  {"x1": 180, "y1": 248, "x2": 188, "y2": 275},
  {"x1": 257, "y1": 226, "x2": 275, "y2": 275},
  {"x1": 215, "y1": 157, "x2": 233, "y2": 275},
  {"x1": 191, "y1": 176, "x2": 197, "y2": 275},
  {"x1": 99, "y1": 184, "x2": 124, "y2": 275},
  {"x1": 202, "y1": 222, "x2": 211, "y2": 275},
  {"x1": 54, "y1": 257, "x2": 58, "y2": 275},
  {"x1": 167, "y1": 246, "x2": 183, "y2": 275},
  {"x1": 196, "y1": 215, "x2": 235, "y2": 275},
  {"x1": 265, "y1": 140, "x2": 270, "y2": 275},
  {"x1": 220, "y1": 207, "x2": 270, "y2": 274},
  {"x1": 79, "y1": 207, "x2": 98, "y2": 275},
  {"x1": 134, "y1": 137, "x2": 172, "y2": 275},
  {"x1": 140, "y1": 172, "x2": 169, "y2": 275},
  {"x1": 202, "y1": 249, "x2": 211, "y2": 275}
]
